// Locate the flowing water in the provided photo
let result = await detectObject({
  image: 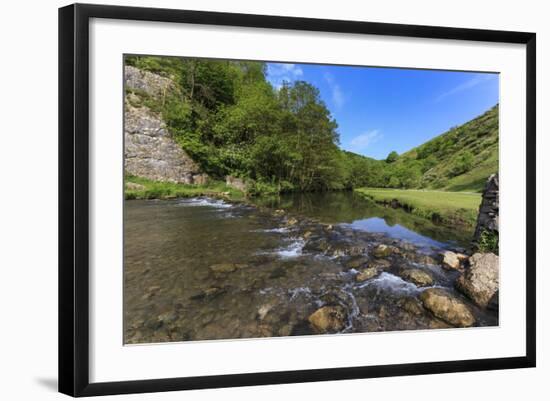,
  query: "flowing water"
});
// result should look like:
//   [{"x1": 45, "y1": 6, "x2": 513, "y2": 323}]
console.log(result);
[{"x1": 124, "y1": 191, "x2": 497, "y2": 344}]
